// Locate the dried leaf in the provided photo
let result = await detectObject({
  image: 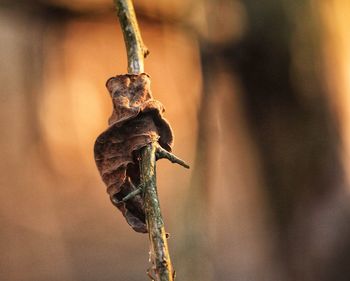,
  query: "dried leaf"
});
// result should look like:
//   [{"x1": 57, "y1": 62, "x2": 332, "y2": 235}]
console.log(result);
[{"x1": 94, "y1": 73, "x2": 173, "y2": 232}]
